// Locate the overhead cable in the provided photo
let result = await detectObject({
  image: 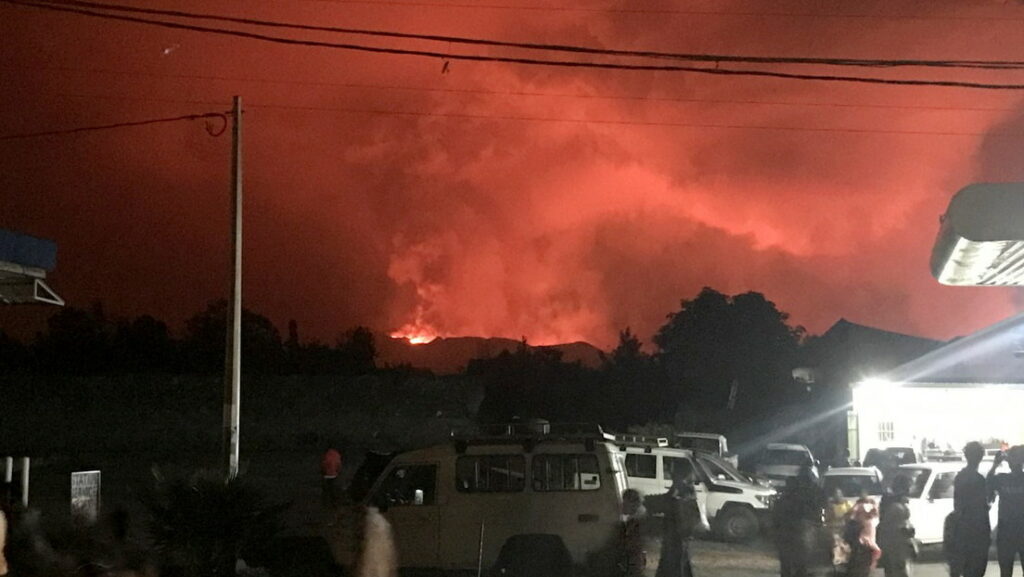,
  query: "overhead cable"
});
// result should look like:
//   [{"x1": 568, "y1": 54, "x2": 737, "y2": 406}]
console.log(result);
[
  {"x1": 8, "y1": 63, "x2": 1017, "y2": 113},
  {"x1": 301, "y1": 0, "x2": 1024, "y2": 22},
  {"x1": 25, "y1": 0, "x2": 1024, "y2": 70},
  {"x1": 32, "y1": 92, "x2": 1024, "y2": 138},
  {"x1": 0, "y1": 111, "x2": 229, "y2": 140},
  {"x1": 6, "y1": 0, "x2": 1024, "y2": 90}
]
